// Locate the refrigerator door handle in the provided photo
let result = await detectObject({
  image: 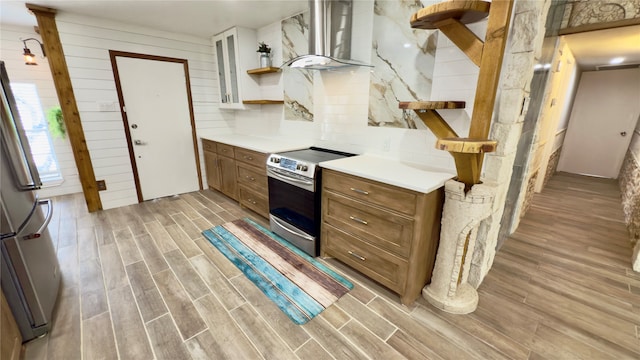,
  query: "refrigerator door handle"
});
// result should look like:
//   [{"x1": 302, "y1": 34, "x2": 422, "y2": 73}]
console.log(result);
[
  {"x1": 22, "y1": 199, "x2": 53, "y2": 241},
  {"x1": 0, "y1": 65, "x2": 42, "y2": 191}
]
